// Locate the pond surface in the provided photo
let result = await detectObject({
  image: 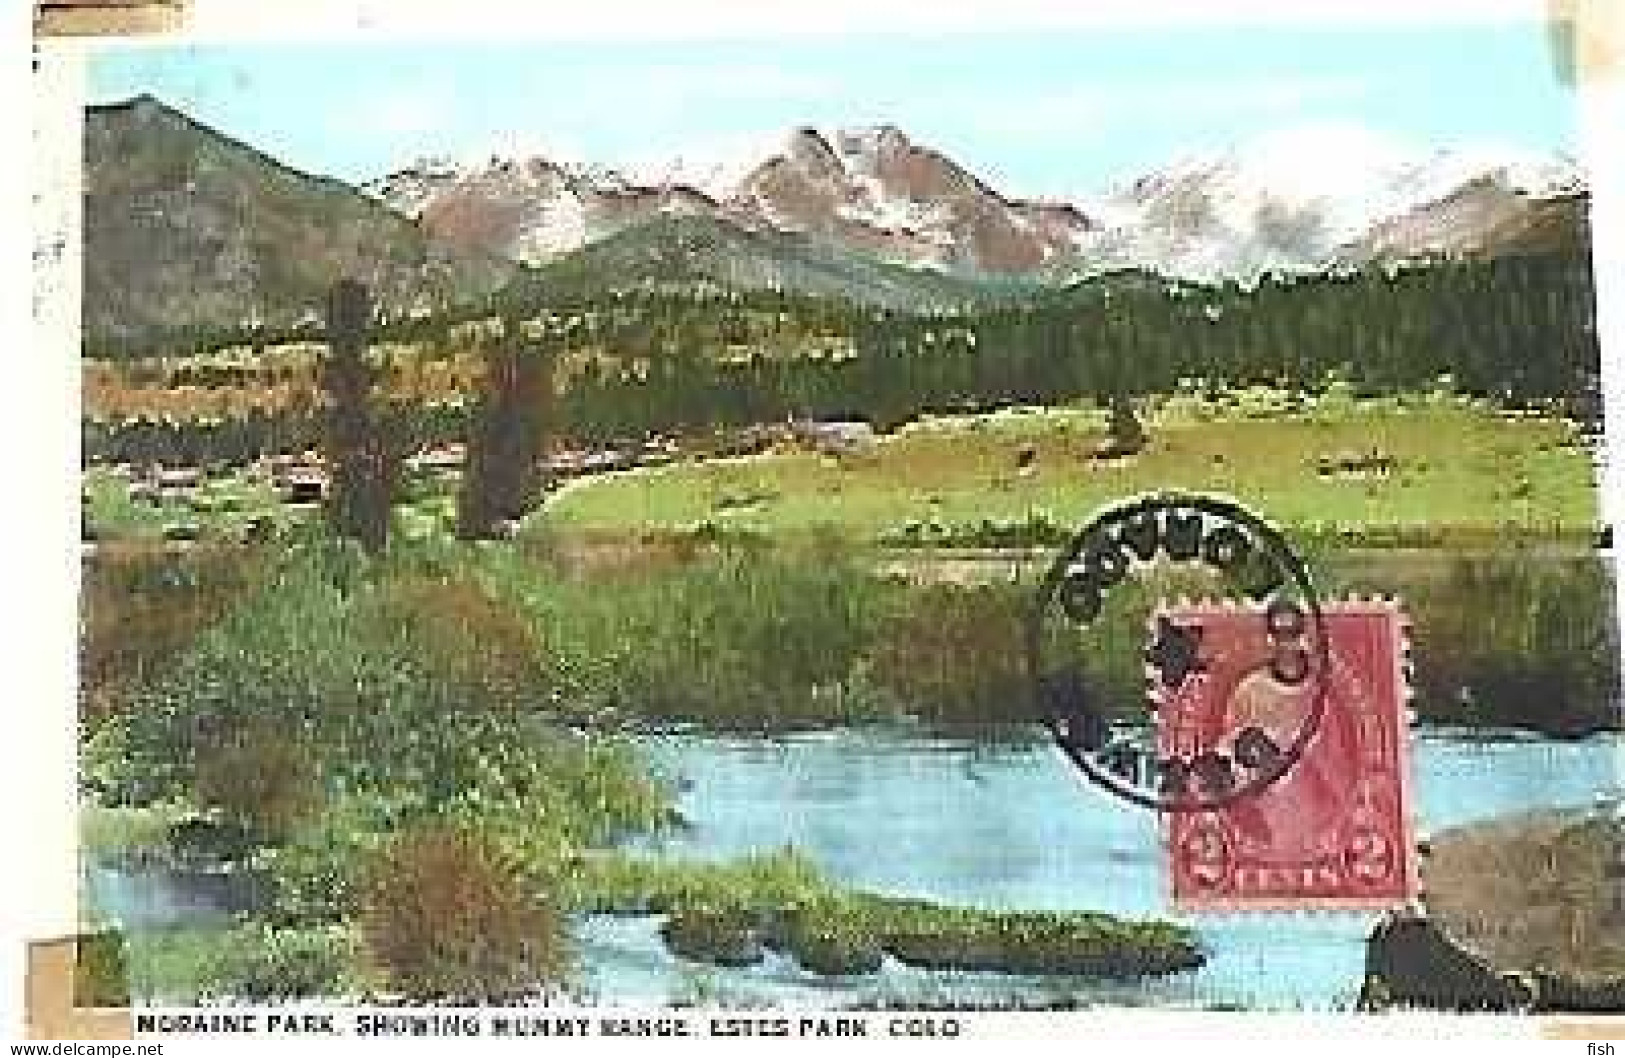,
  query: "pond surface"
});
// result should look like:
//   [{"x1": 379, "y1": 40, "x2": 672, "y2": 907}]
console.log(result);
[{"x1": 91, "y1": 729, "x2": 1622, "y2": 1009}]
